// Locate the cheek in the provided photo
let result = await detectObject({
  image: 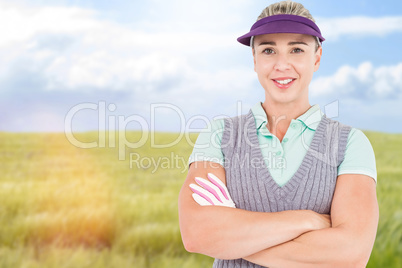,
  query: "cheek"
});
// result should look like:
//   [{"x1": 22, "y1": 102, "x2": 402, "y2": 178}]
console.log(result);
[
  {"x1": 255, "y1": 58, "x2": 273, "y2": 74},
  {"x1": 254, "y1": 61, "x2": 264, "y2": 75},
  {"x1": 294, "y1": 58, "x2": 315, "y2": 77}
]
